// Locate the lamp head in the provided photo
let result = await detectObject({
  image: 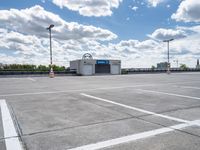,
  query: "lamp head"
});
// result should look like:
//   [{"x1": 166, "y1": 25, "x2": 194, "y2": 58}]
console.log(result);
[
  {"x1": 163, "y1": 38, "x2": 174, "y2": 42},
  {"x1": 46, "y1": 24, "x2": 54, "y2": 30}
]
